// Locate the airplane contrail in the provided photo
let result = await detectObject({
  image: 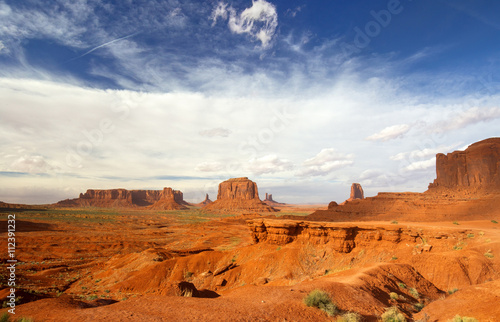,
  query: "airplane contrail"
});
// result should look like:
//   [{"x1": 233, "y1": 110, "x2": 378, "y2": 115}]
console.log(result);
[{"x1": 68, "y1": 32, "x2": 139, "y2": 62}]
